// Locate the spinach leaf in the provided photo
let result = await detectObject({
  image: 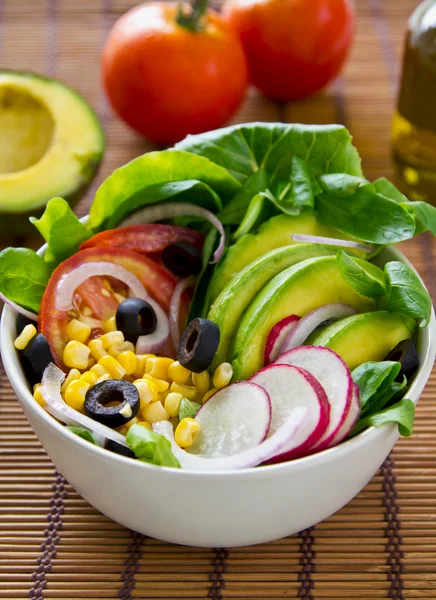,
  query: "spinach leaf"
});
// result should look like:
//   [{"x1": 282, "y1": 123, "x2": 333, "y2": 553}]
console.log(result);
[
  {"x1": 318, "y1": 174, "x2": 366, "y2": 198},
  {"x1": 289, "y1": 156, "x2": 314, "y2": 211},
  {"x1": 337, "y1": 249, "x2": 387, "y2": 297},
  {"x1": 233, "y1": 192, "x2": 277, "y2": 240},
  {"x1": 88, "y1": 150, "x2": 241, "y2": 231},
  {"x1": 127, "y1": 424, "x2": 180, "y2": 468},
  {"x1": 219, "y1": 169, "x2": 268, "y2": 225},
  {"x1": 373, "y1": 177, "x2": 409, "y2": 203},
  {"x1": 0, "y1": 248, "x2": 50, "y2": 313},
  {"x1": 404, "y1": 201, "x2": 436, "y2": 235},
  {"x1": 316, "y1": 184, "x2": 416, "y2": 244},
  {"x1": 30, "y1": 198, "x2": 92, "y2": 268},
  {"x1": 352, "y1": 361, "x2": 402, "y2": 411},
  {"x1": 188, "y1": 228, "x2": 219, "y2": 321},
  {"x1": 384, "y1": 261, "x2": 432, "y2": 327},
  {"x1": 66, "y1": 426, "x2": 97, "y2": 445},
  {"x1": 352, "y1": 398, "x2": 415, "y2": 437},
  {"x1": 179, "y1": 398, "x2": 201, "y2": 421}
]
